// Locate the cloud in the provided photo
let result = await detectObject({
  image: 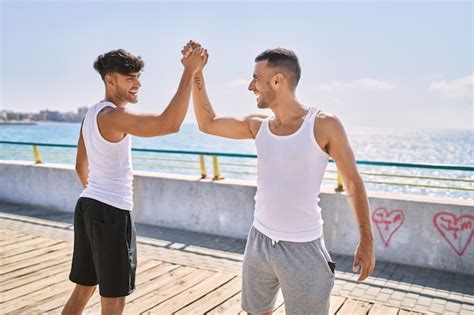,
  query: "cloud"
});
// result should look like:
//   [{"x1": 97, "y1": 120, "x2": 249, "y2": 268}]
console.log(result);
[
  {"x1": 317, "y1": 78, "x2": 396, "y2": 92},
  {"x1": 225, "y1": 79, "x2": 249, "y2": 88},
  {"x1": 429, "y1": 74, "x2": 474, "y2": 100}
]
